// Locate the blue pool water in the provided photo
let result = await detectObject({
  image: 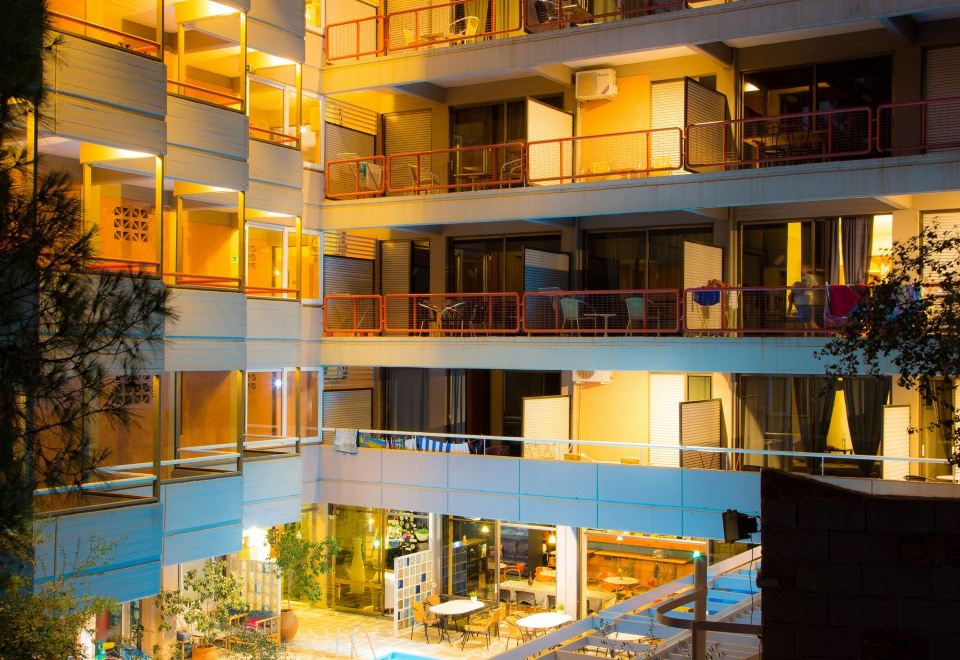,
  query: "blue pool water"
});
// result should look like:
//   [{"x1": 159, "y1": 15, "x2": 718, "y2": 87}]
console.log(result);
[{"x1": 377, "y1": 652, "x2": 438, "y2": 660}]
